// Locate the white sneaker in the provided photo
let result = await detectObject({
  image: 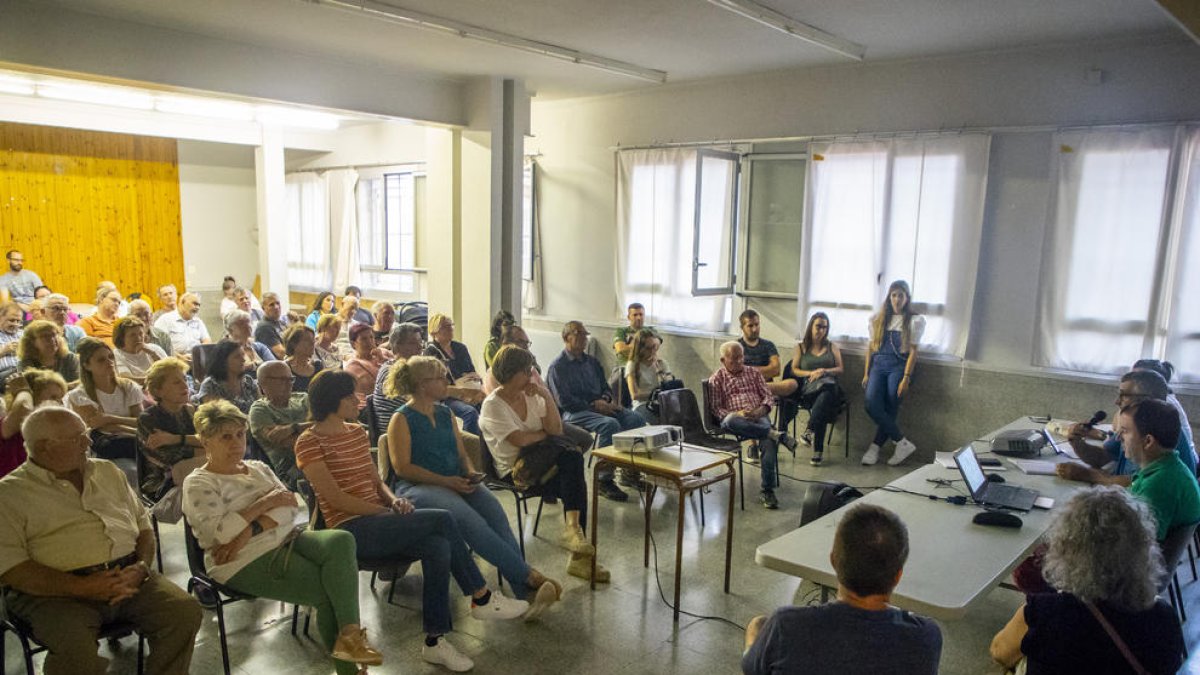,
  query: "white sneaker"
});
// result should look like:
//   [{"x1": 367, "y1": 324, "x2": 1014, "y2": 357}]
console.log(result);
[
  {"x1": 888, "y1": 438, "x2": 917, "y2": 466},
  {"x1": 470, "y1": 592, "x2": 529, "y2": 621},
  {"x1": 422, "y1": 637, "x2": 474, "y2": 672},
  {"x1": 861, "y1": 443, "x2": 881, "y2": 465}
]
